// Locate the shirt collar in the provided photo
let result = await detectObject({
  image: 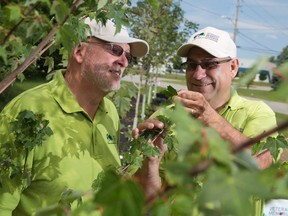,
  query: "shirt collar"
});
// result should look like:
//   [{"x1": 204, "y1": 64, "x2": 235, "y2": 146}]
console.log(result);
[
  {"x1": 50, "y1": 71, "x2": 107, "y2": 118},
  {"x1": 50, "y1": 71, "x2": 83, "y2": 114},
  {"x1": 219, "y1": 87, "x2": 245, "y2": 114}
]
